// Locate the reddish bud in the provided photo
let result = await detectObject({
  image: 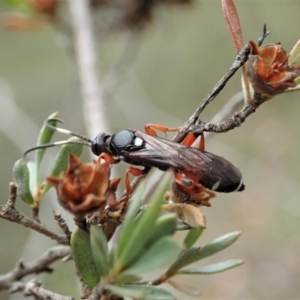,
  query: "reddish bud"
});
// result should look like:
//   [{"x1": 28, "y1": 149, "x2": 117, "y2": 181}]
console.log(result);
[
  {"x1": 29, "y1": 0, "x2": 58, "y2": 18},
  {"x1": 246, "y1": 41, "x2": 300, "y2": 98},
  {"x1": 47, "y1": 154, "x2": 110, "y2": 216}
]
